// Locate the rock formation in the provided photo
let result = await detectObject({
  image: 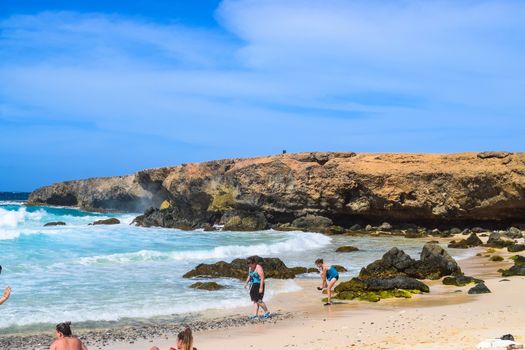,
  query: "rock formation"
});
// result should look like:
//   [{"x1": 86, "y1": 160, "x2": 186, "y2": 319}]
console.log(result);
[
  {"x1": 28, "y1": 152, "x2": 525, "y2": 230},
  {"x1": 183, "y1": 257, "x2": 303, "y2": 280},
  {"x1": 448, "y1": 233, "x2": 483, "y2": 249},
  {"x1": 332, "y1": 243, "x2": 460, "y2": 302}
]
